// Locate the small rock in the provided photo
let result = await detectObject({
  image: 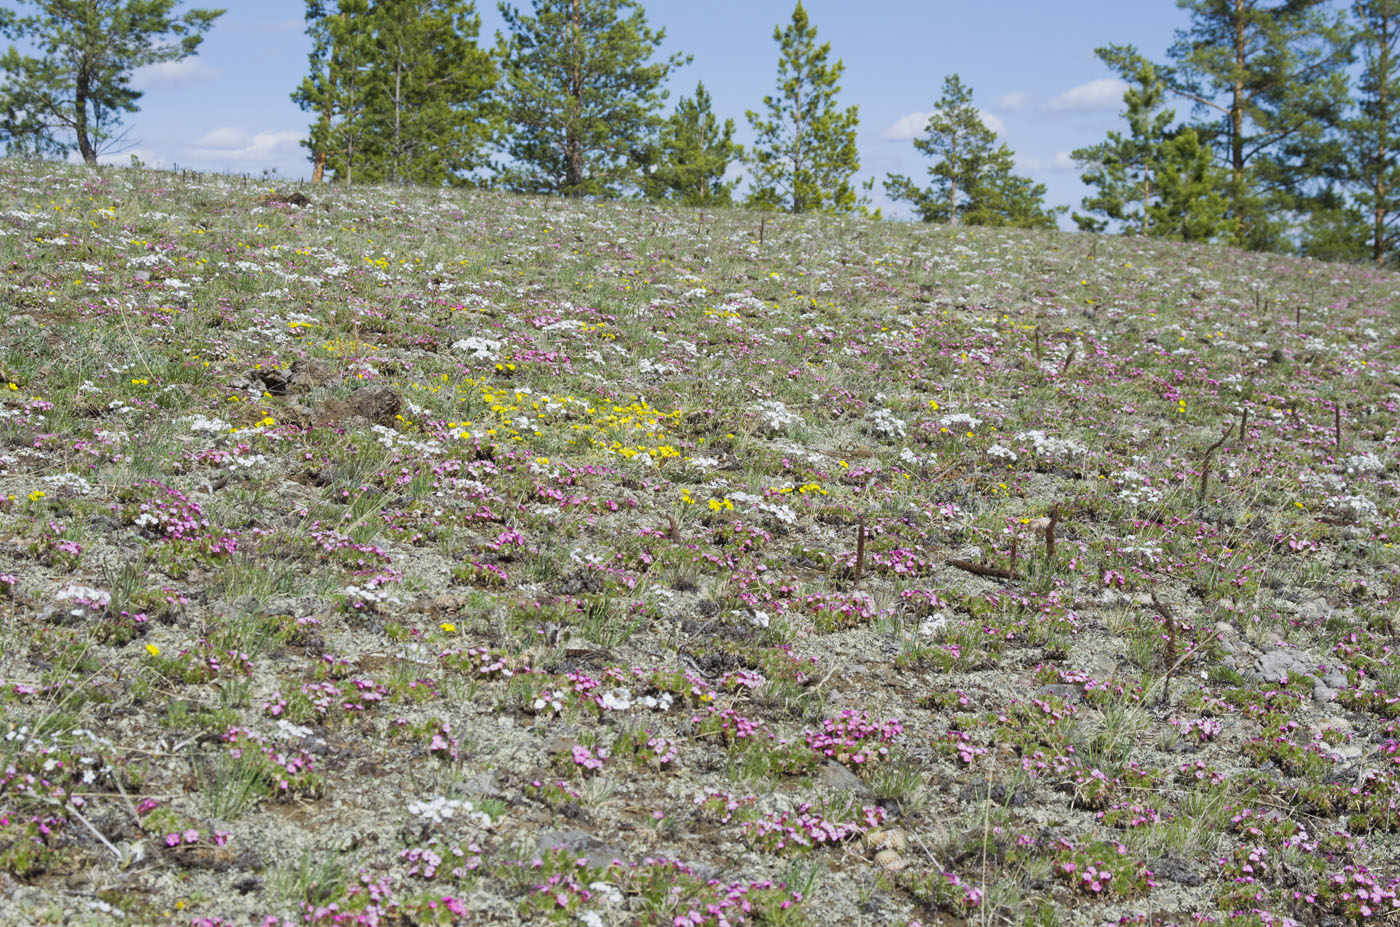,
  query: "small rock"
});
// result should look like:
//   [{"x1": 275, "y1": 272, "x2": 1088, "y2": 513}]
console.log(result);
[
  {"x1": 819, "y1": 760, "x2": 864, "y2": 792},
  {"x1": 874, "y1": 848, "x2": 906, "y2": 872},
  {"x1": 536, "y1": 830, "x2": 626, "y2": 869},
  {"x1": 865, "y1": 828, "x2": 907, "y2": 853},
  {"x1": 1299, "y1": 597, "x2": 1332, "y2": 621},
  {"x1": 1033, "y1": 684, "x2": 1083, "y2": 703},
  {"x1": 1308, "y1": 717, "x2": 1352, "y2": 739}
]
